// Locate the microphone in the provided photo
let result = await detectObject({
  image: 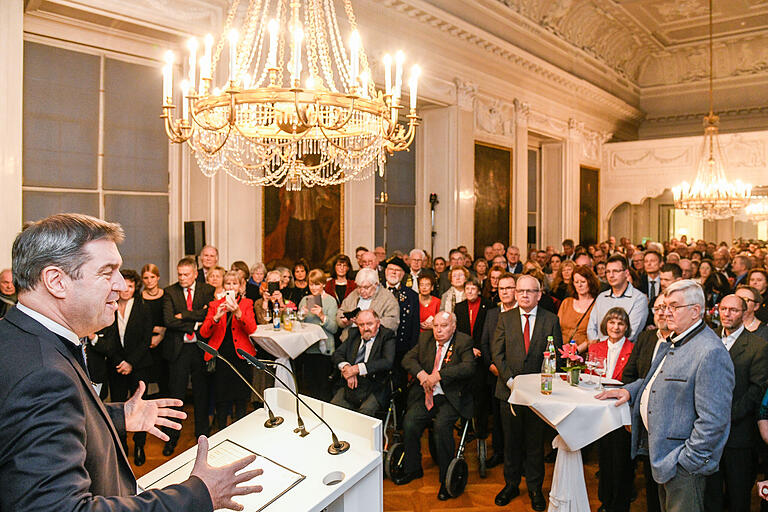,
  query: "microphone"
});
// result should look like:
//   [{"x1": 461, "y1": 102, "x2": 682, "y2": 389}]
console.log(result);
[
  {"x1": 237, "y1": 348, "x2": 350, "y2": 455},
  {"x1": 196, "y1": 341, "x2": 284, "y2": 428},
  {"x1": 250, "y1": 357, "x2": 308, "y2": 437}
]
